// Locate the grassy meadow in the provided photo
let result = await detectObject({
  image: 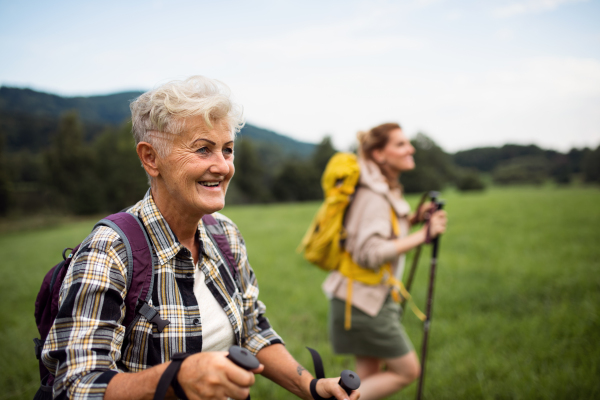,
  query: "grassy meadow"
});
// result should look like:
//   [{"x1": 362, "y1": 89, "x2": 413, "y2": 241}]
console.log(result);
[{"x1": 0, "y1": 186, "x2": 598, "y2": 399}]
